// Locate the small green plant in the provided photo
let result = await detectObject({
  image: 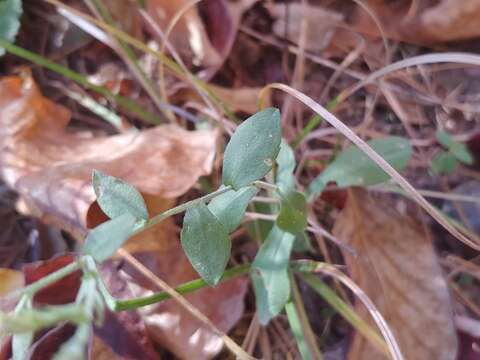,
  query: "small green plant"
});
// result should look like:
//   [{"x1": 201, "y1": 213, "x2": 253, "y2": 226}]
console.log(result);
[
  {"x1": 1, "y1": 108, "x2": 412, "y2": 359},
  {"x1": 430, "y1": 130, "x2": 473, "y2": 174}
]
